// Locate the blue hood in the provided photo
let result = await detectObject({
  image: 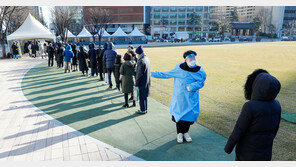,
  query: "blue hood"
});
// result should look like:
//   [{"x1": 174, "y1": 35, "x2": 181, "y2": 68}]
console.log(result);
[{"x1": 66, "y1": 45, "x2": 72, "y2": 51}]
